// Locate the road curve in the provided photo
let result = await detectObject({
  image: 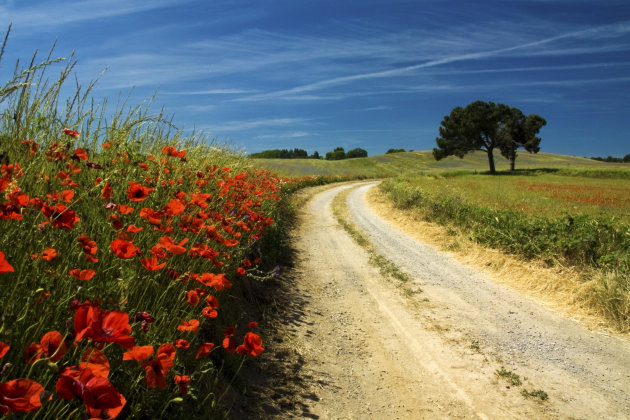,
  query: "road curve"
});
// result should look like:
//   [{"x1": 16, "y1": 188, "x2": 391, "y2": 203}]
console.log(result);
[{"x1": 346, "y1": 181, "x2": 630, "y2": 419}]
